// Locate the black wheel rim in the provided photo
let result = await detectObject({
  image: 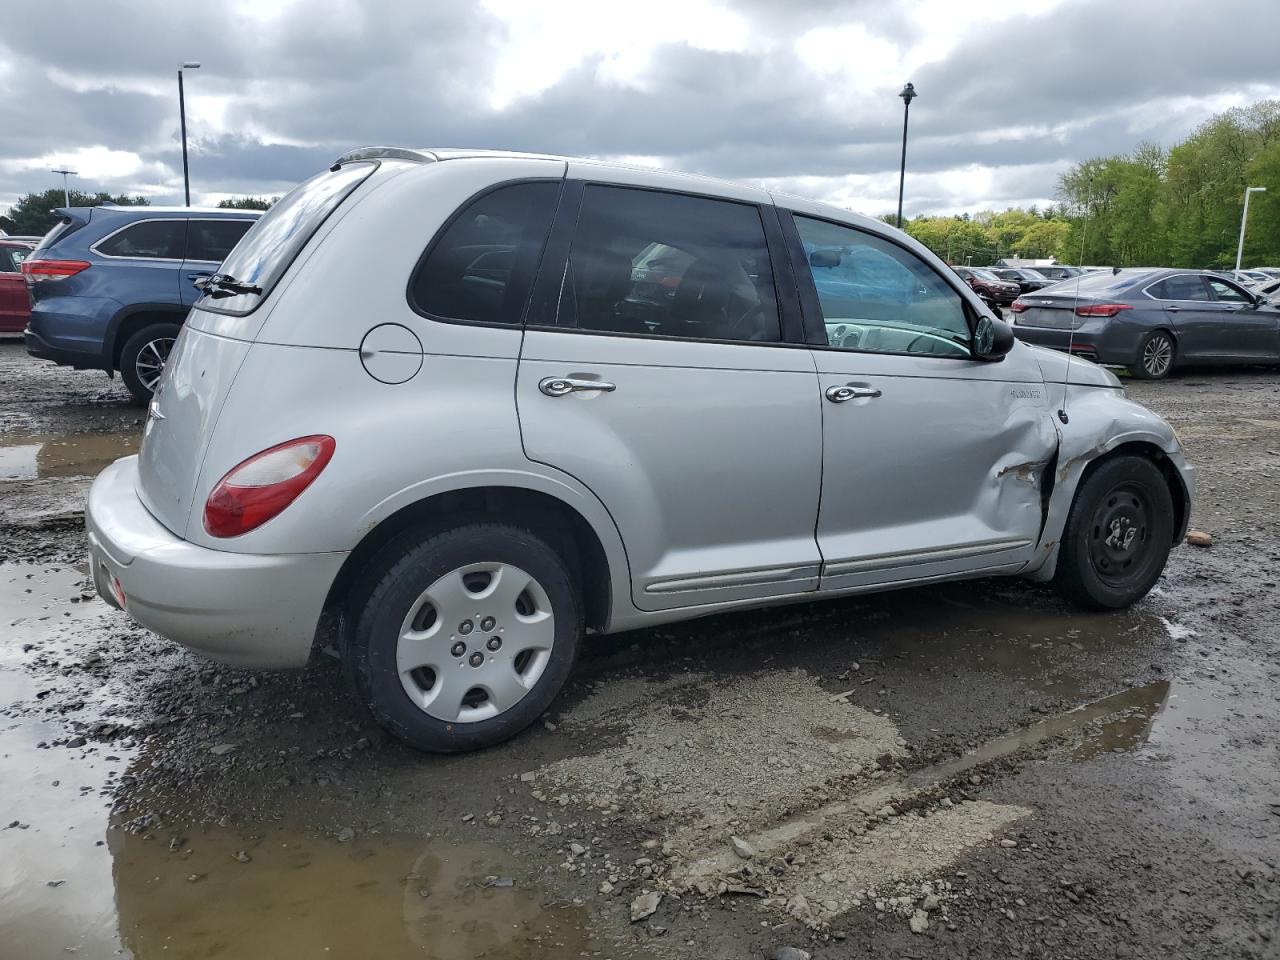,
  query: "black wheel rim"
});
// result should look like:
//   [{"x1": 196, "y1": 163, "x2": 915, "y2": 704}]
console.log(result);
[
  {"x1": 1088, "y1": 481, "x2": 1153, "y2": 587},
  {"x1": 1142, "y1": 335, "x2": 1172, "y2": 377}
]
